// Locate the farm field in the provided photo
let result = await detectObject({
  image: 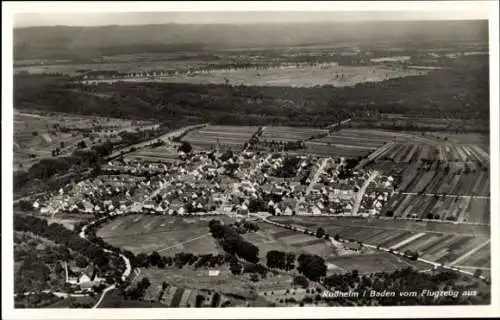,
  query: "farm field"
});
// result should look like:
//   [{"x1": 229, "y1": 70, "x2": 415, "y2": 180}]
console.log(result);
[
  {"x1": 302, "y1": 129, "x2": 412, "y2": 158},
  {"x1": 416, "y1": 169, "x2": 489, "y2": 196},
  {"x1": 269, "y1": 216, "x2": 490, "y2": 237},
  {"x1": 454, "y1": 243, "x2": 490, "y2": 269},
  {"x1": 397, "y1": 233, "x2": 490, "y2": 265},
  {"x1": 302, "y1": 142, "x2": 374, "y2": 158},
  {"x1": 381, "y1": 193, "x2": 490, "y2": 223},
  {"x1": 259, "y1": 126, "x2": 327, "y2": 142},
  {"x1": 405, "y1": 132, "x2": 489, "y2": 148},
  {"x1": 96, "y1": 214, "x2": 234, "y2": 254},
  {"x1": 334, "y1": 129, "x2": 414, "y2": 142},
  {"x1": 124, "y1": 144, "x2": 180, "y2": 164},
  {"x1": 267, "y1": 216, "x2": 490, "y2": 267},
  {"x1": 181, "y1": 125, "x2": 259, "y2": 152},
  {"x1": 327, "y1": 252, "x2": 429, "y2": 274},
  {"x1": 84, "y1": 64, "x2": 427, "y2": 87},
  {"x1": 142, "y1": 276, "x2": 231, "y2": 308},
  {"x1": 371, "y1": 142, "x2": 490, "y2": 165}
]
